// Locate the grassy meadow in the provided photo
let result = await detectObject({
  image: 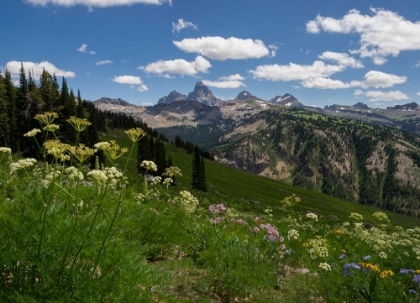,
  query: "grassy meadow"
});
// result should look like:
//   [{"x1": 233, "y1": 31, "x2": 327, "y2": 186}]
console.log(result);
[{"x1": 1, "y1": 116, "x2": 420, "y2": 302}]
